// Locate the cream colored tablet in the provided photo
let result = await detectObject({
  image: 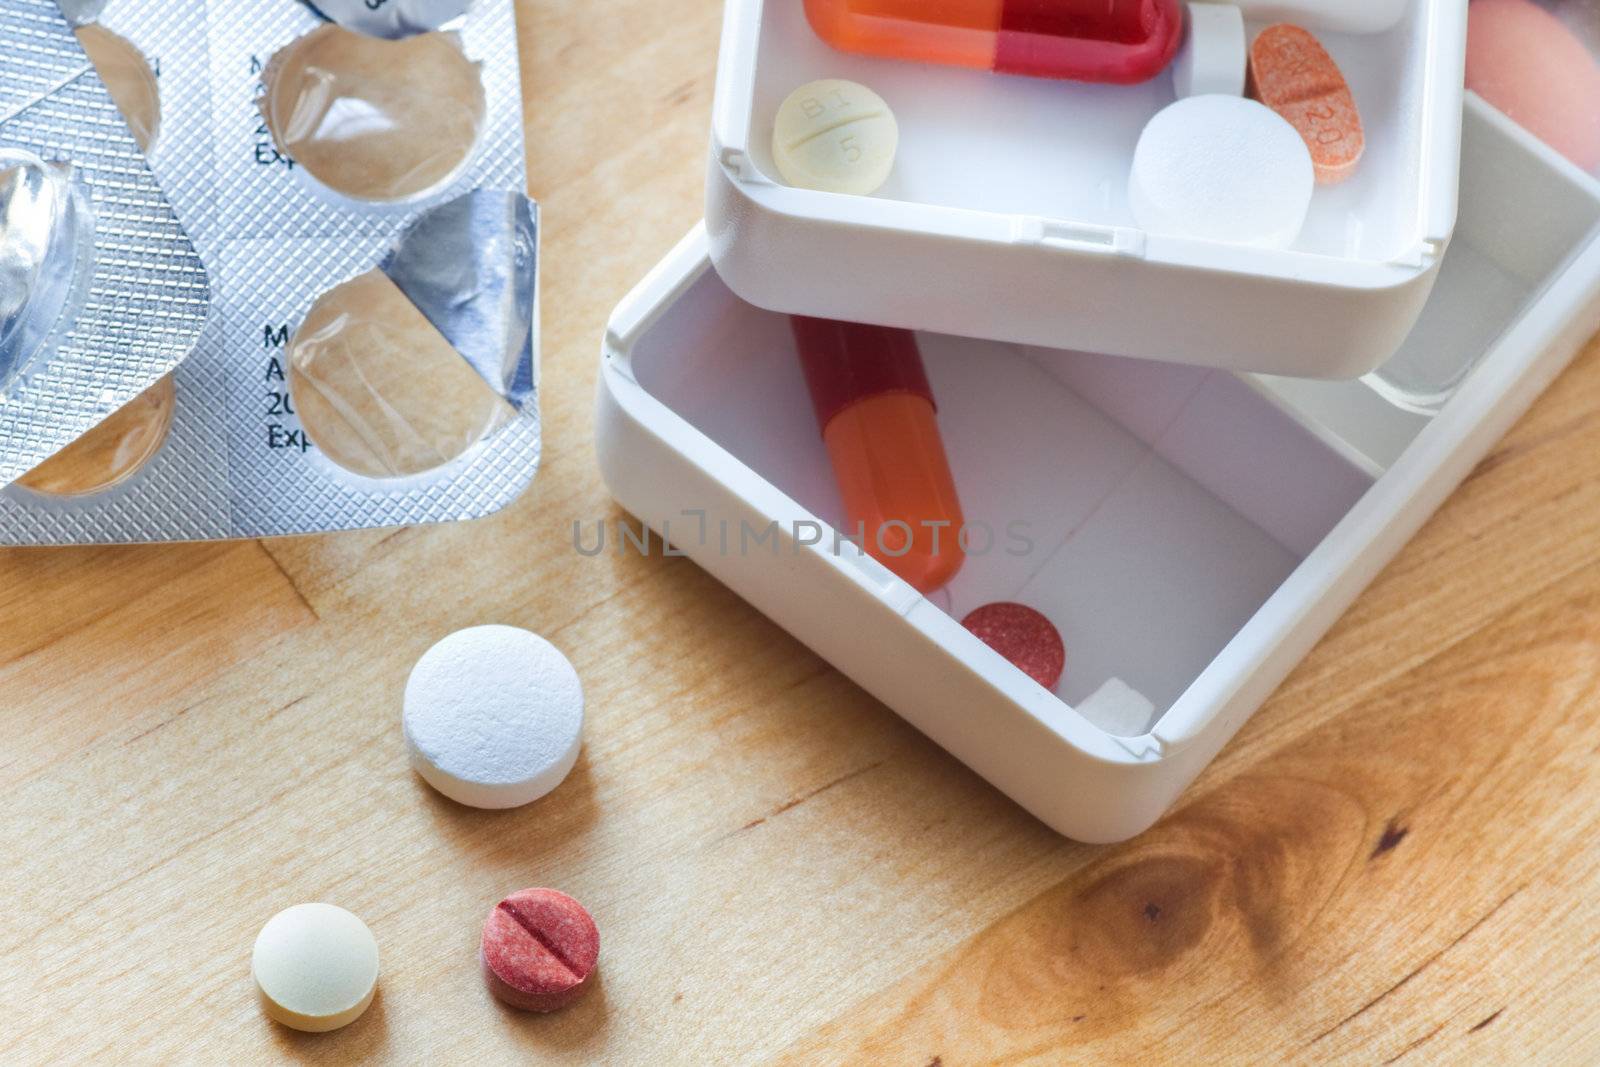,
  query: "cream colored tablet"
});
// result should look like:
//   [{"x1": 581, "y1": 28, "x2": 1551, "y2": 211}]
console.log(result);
[
  {"x1": 261, "y1": 25, "x2": 486, "y2": 202},
  {"x1": 252, "y1": 904, "x2": 379, "y2": 1033},
  {"x1": 75, "y1": 24, "x2": 161, "y2": 153},
  {"x1": 772, "y1": 78, "x2": 898, "y2": 195},
  {"x1": 15, "y1": 374, "x2": 175, "y2": 497},
  {"x1": 288, "y1": 269, "x2": 515, "y2": 480}
]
